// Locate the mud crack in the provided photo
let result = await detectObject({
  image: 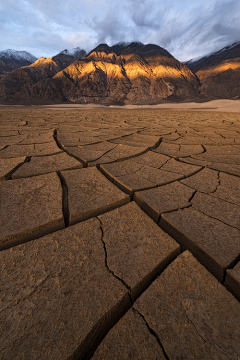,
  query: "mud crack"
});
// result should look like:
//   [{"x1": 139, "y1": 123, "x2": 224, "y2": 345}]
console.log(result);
[
  {"x1": 133, "y1": 308, "x2": 170, "y2": 360},
  {"x1": 97, "y1": 216, "x2": 132, "y2": 300}
]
